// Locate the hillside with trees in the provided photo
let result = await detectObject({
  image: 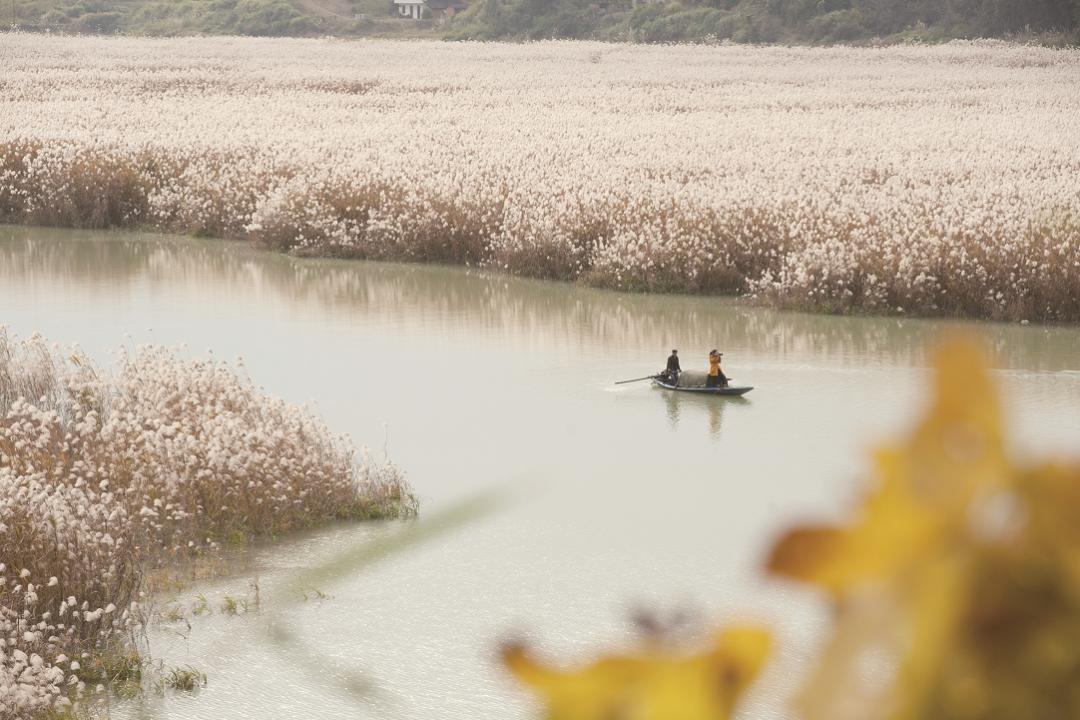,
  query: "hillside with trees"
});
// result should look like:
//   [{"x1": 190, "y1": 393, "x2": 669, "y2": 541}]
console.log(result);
[
  {"x1": 6, "y1": 0, "x2": 1079, "y2": 42},
  {"x1": 448, "y1": 0, "x2": 1080, "y2": 44},
  {"x1": 5, "y1": 0, "x2": 435, "y2": 36}
]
